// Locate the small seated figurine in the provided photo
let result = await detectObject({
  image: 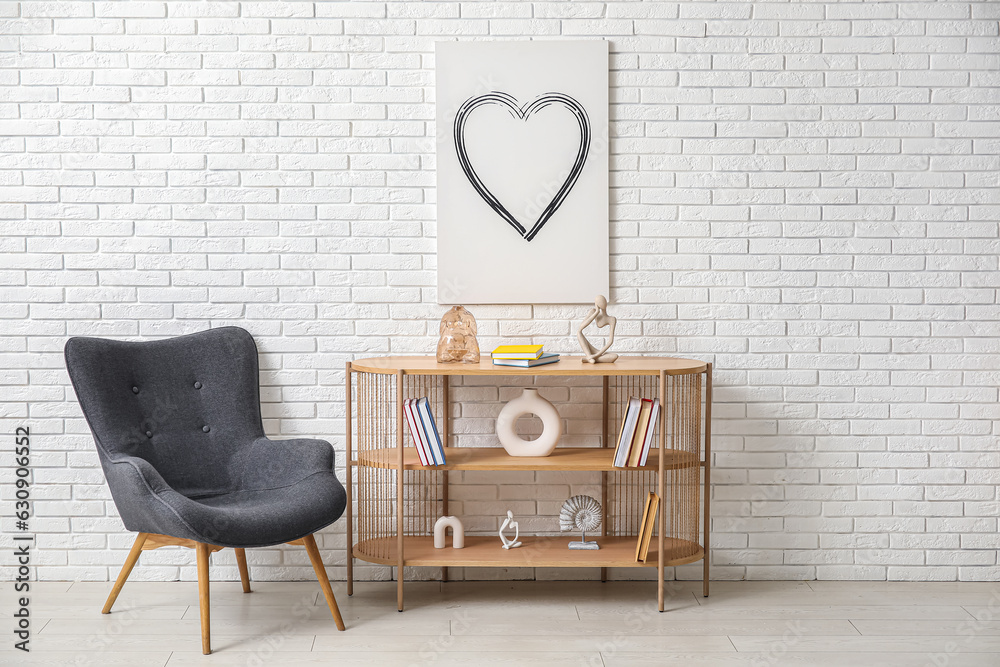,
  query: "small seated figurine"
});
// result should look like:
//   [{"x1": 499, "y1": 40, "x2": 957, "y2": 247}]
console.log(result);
[
  {"x1": 577, "y1": 295, "x2": 619, "y2": 364},
  {"x1": 499, "y1": 510, "x2": 522, "y2": 550},
  {"x1": 436, "y1": 305, "x2": 481, "y2": 363}
]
